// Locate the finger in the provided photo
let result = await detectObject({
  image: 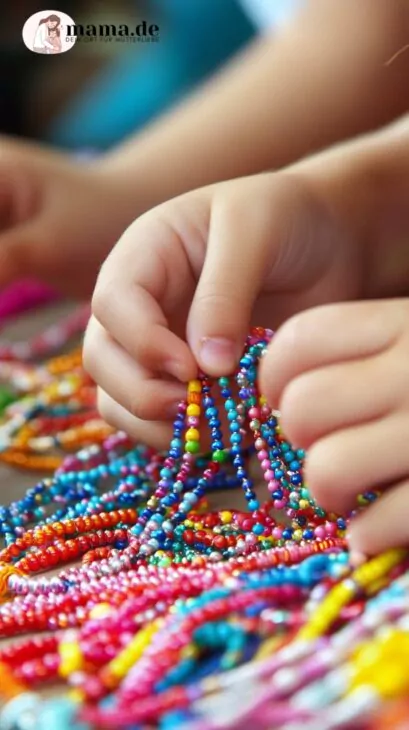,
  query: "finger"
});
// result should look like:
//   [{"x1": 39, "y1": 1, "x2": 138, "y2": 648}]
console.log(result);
[
  {"x1": 0, "y1": 224, "x2": 36, "y2": 286},
  {"x1": 279, "y1": 355, "x2": 395, "y2": 449},
  {"x1": 348, "y1": 479, "x2": 409, "y2": 555},
  {"x1": 187, "y1": 175, "x2": 318, "y2": 376},
  {"x1": 97, "y1": 389, "x2": 173, "y2": 449},
  {"x1": 305, "y1": 414, "x2": 409, "y2": 514},
  {"x1": 260, "y1": 300, "x2": 405, "y2": 408},
  {"x1": 92, "y1": 199, "x2": 209, "y2": 382},
  {"x1": 83, "y1": 317, "x2": 186, "y2": 421}
]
